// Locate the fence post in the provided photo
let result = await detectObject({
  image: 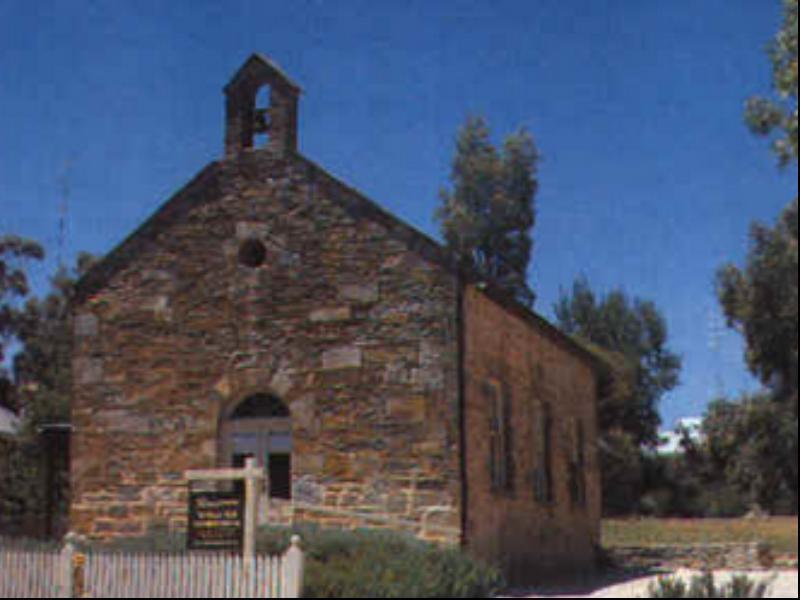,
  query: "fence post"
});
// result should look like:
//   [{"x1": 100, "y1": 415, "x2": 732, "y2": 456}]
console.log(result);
[
  {"x1": 59, "y1": 533, "x2": 77, "y2": 598},
  {"x1": 281, "y1": 535, "x2": 304, "y2": 598},
  {"x1": 243, "y1": 457, "x2": 262, "y2": 564}
]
